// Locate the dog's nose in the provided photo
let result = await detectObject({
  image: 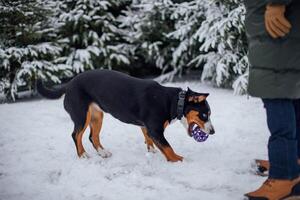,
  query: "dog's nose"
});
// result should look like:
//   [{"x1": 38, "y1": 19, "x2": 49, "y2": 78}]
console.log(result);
[{"x1": 209, "y1": 129, "x2": 215, "y2": 135}]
